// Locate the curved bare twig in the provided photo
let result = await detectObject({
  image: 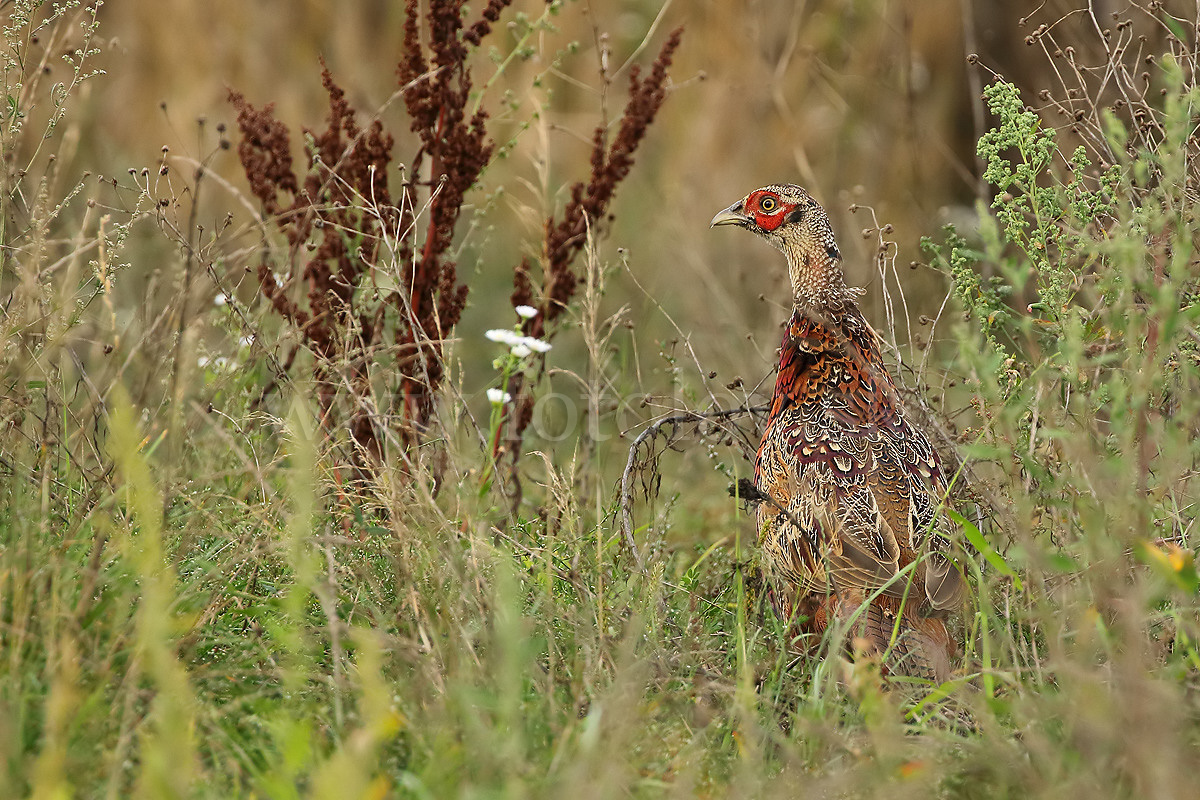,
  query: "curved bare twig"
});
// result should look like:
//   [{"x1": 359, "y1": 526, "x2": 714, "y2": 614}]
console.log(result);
[{"x1": 619, "y1": 404, "x2": 768, "y2": 567}]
